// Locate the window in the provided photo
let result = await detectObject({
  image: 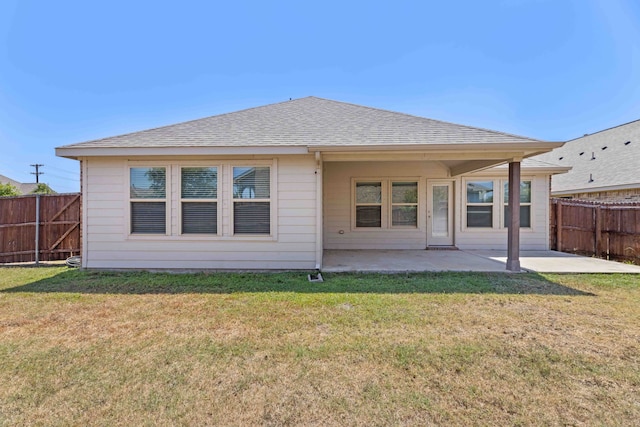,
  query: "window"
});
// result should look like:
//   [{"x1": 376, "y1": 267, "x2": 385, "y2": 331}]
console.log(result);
[
  {"x1": 128, "y1": 163, "x2": 275, "y2": 238},
  {"x1": 355, "y1": 182, "x2": 382, "y2": 227},
  {"x1": 181, "y1": 167, "x2": 218, "y2": 234},
  {"x1": 503, "y1": 180, "x2": 532, "y2": 228},
  {"x1": 466, "y1": 181, "x2": 493, "y2": 228},
  {"x1": 233, "y1": 166, "x2": 271, "y2": 234},
  {"x1": 130, "y1": 167, "x2": 167, "y2": 234},
  {"x1": 391, "y1": 182, "x2": 418, "y2": 227},
  {"x1": 353, "y1": 179, "x2": 419, "y2": 229},
  {"x1": 464, "y1": 178, "x2": 533, "y2": 229}
]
